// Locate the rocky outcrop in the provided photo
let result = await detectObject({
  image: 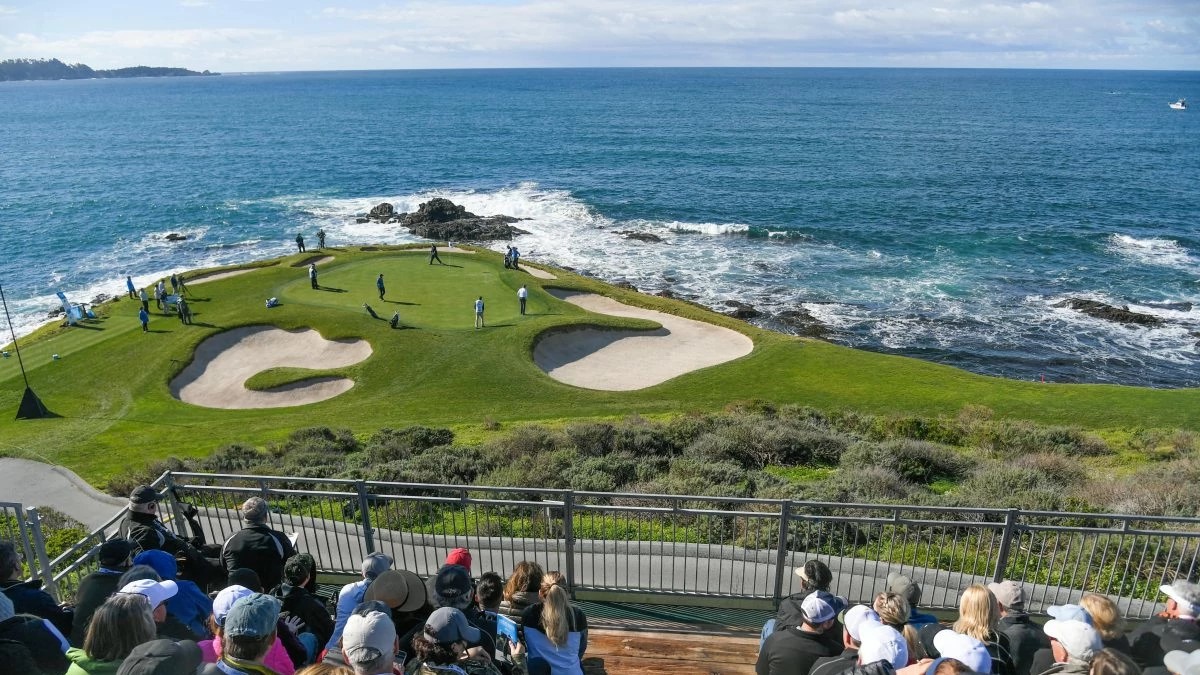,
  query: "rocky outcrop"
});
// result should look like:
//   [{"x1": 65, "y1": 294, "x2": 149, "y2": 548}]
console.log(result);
[
  {"x1": 775, "y1": 308, "x2": 829, "y2": 338},
  {"x1": 1054, "y1": 298, "x2": 1165, "y2": 327},
  {"x1": 357, "y1": 198, "x2": 525, "y2": 241},
  {"x1": 616, "y1": 231, "x2": 665, "y2": 244},
  {"x1": 613, "y1": 280, "x2": 639, "y2": 292},
  {"x1": 724, "y1": 301, "x2": 761, "y2": 320},
  {"x1": 164, "y1": 233, "x2": 188, "y2": 241}
]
